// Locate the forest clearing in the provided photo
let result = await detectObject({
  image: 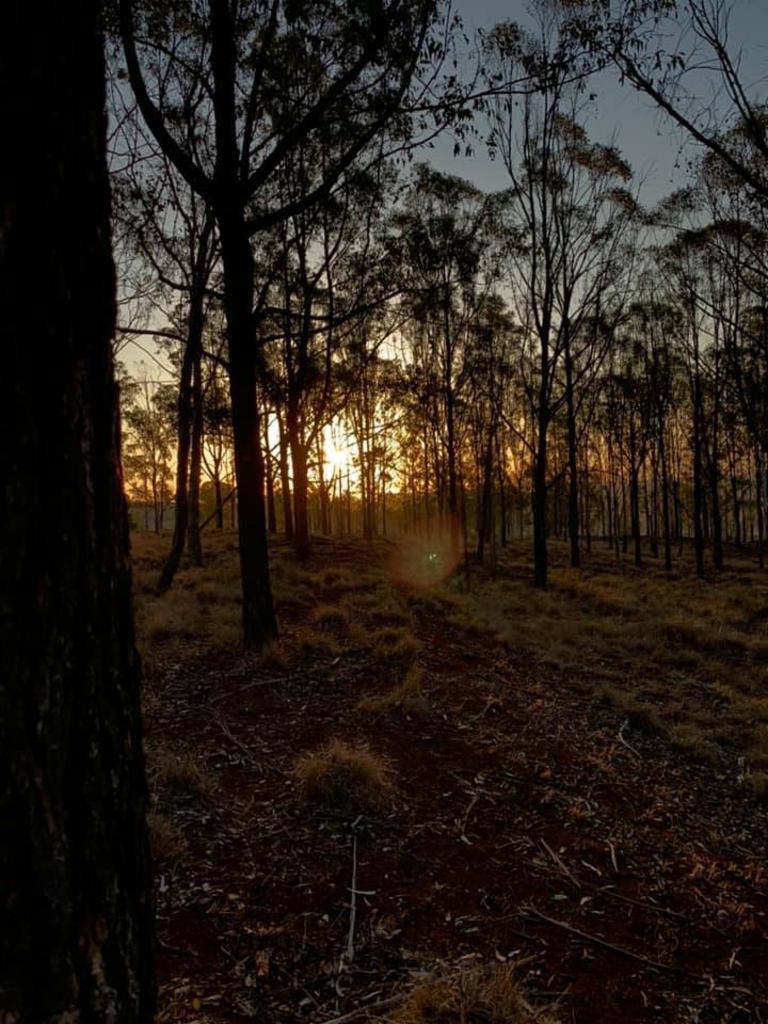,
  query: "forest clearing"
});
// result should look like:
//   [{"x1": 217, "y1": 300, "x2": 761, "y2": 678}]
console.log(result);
[{"x1": 136, "y1": 530, "x2": 768, "y2": 1022}]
